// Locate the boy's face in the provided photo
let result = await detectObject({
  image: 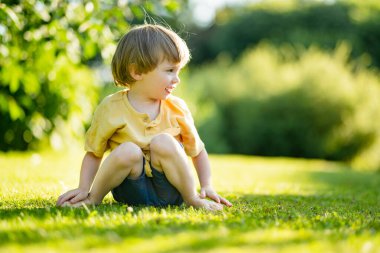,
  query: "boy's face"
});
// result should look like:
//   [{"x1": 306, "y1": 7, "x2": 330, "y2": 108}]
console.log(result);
[{"x1": 138, "y1": 60, "x2": 182, "y2": 100}]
